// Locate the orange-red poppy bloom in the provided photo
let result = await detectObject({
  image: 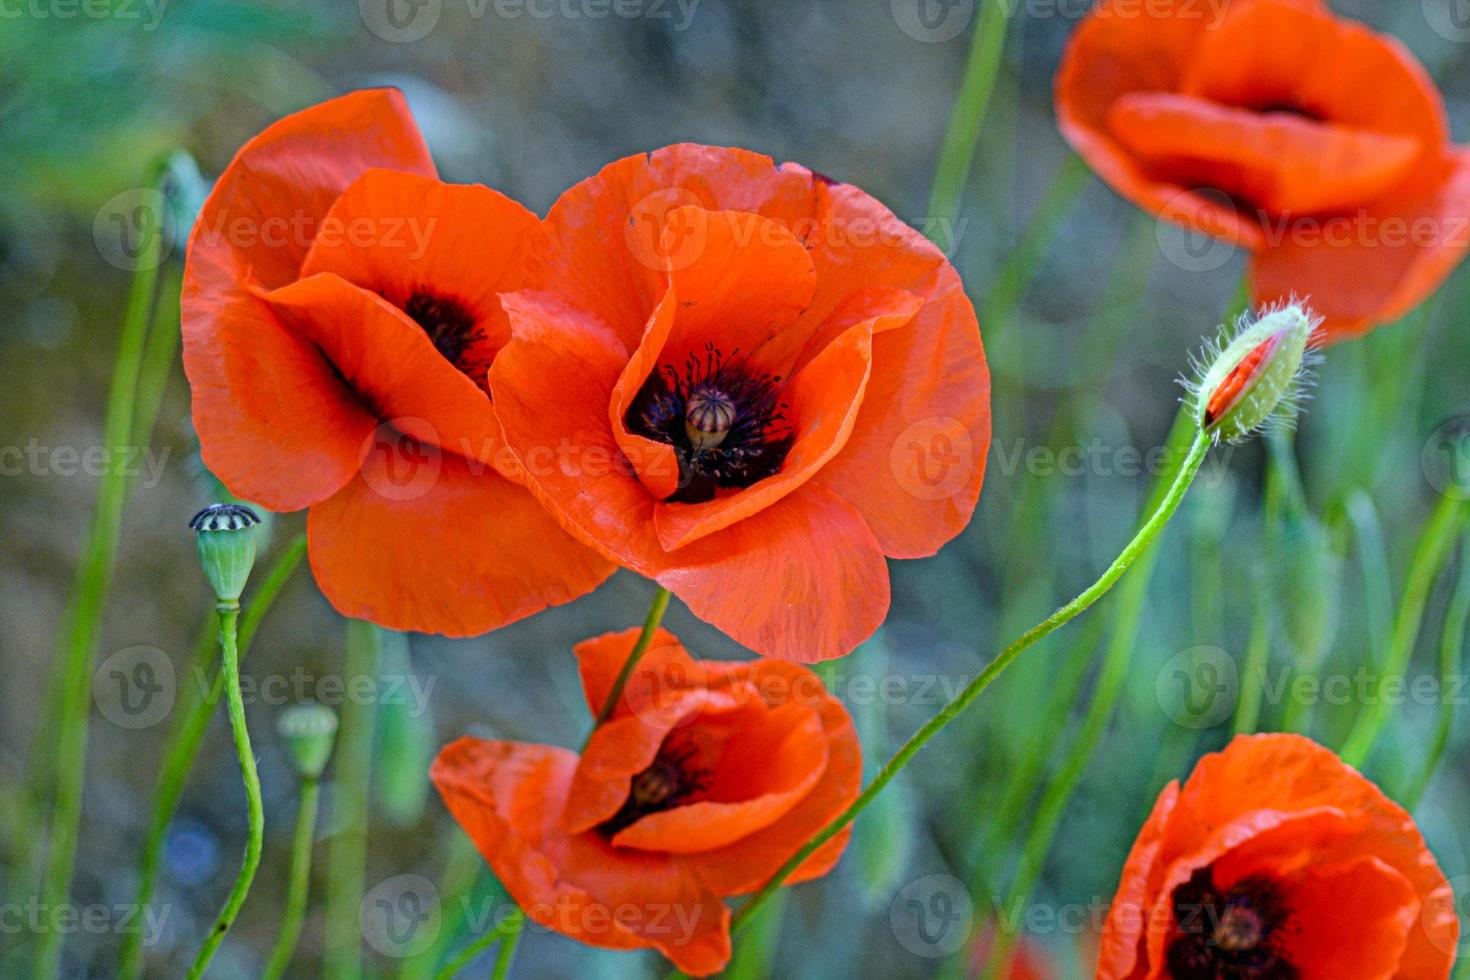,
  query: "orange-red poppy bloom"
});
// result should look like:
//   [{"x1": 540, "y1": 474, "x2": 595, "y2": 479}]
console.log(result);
[
  {"x1": 1057, "y1": 0, "x2": 1470, "y2": 341},
  {"x1": 1097, "y1": 733, "x2": 1459, "y2": 979},
  {"x1": 430, "y1": 626, "x2": 861, "y2": 974},
  {"x1": 488, "y1": 146, "x2": 991, "y2": 662},
  {"x1": 181, "y1": 90, "x2": 613, "y2": 635}
]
